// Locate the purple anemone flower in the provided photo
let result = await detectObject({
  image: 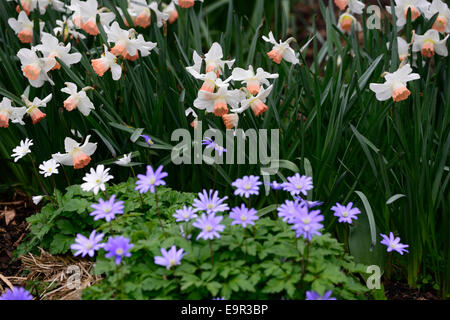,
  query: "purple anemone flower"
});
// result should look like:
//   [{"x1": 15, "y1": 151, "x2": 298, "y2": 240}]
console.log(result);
[
  {"x1": 193, "y1": 189, "x2": 229, "y2": 214},
  {"x1": 192, "y1": 213, "x2": 225, "y2": 240},
  {"x1": 282, "y1": 173, "x2": 313, "y2": 196},
  {"x1": 90, "y1": 195, "x2": 124, "y2": 222},
  {"x1": 331, "y1": 202, "x2": 361, "y2": 224},
  {"x1": 269, "y1": 181, "x2": 284, "y2": 191},
  {"x1": 140, "y1": 134, "x2": 154, "y2": 146},
  {"x1": 294, "y1": 196, "x2": 323, "y2": 209},
  {"x1": 104, "y1": 236, "x2": 134, "y2": 265},
  {"x1": 202, "y1": 137, "x2": 227, "y2": 156},
  {"x1": 291, "y1": 208, "x2": 324, "y2": 241},
  {"x1": 135, "y1": 165, "x2": 168, "y2": 194},
  {"x1": 154, "y1": 245, "x2": 185, "y2": 269},
  {"x1": 0, "y1": 287, "x2": 33, "y2": 300},
  {"x1": 306, "y1": 290, "x2": 336, "y2": 300},
  {"x1": 277, "y1": 199, "x2": 306, "y2": 224},
  {"x1": 70, "y1": 230, "x2": 104, "y2": 258},
  {"x1": 230, "y1": 204, "x2": 259, "y2": 228},
  {"x1": 231, "y1": 175, "x2": 262, "y2": 198},
  {"x1": 173, "y1": 206, "x2": 197, "y2": 222},
  {"x1": 380, "y1": 232, "x2": 409, "y2": 255}
]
